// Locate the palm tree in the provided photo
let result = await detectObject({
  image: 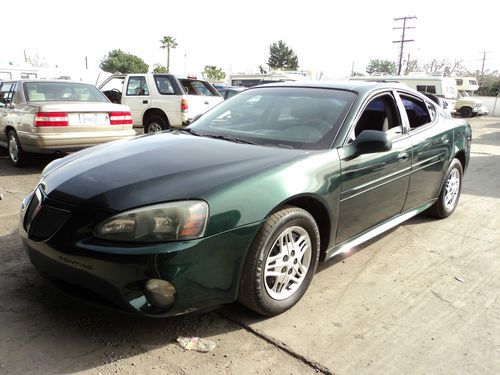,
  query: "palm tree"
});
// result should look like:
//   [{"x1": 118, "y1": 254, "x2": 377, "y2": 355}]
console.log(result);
[{"x1": 159, "y1": 36, "x2": 178, "y2": 73}]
